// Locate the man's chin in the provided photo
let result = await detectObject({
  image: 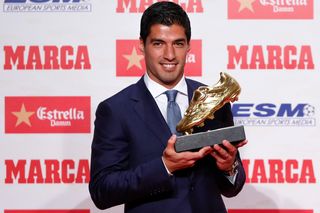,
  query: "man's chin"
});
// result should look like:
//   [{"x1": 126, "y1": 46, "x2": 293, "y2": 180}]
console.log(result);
[{"x1": 161, "y1": 75, "x2": 183, "y2": 87}]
